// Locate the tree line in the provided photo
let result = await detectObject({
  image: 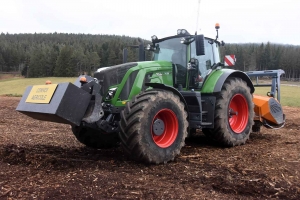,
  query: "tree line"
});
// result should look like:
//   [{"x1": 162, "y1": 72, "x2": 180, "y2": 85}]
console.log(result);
[
  {"x1": 0, "y1": 33, "x2": 299, "y2": 80},
  {"x1": 220, "y1": 42, "x2": 300, "y2": 80},
  {"x1": 0, "y1": 33, "x2": 142, "y2": 77}
]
